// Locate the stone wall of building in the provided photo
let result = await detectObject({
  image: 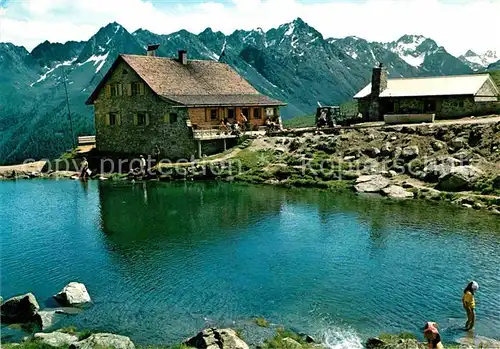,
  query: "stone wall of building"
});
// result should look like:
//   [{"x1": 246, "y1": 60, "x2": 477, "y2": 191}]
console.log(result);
[{"x1": 93, "y1": 60, "x2": 197, "y2": 160}]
